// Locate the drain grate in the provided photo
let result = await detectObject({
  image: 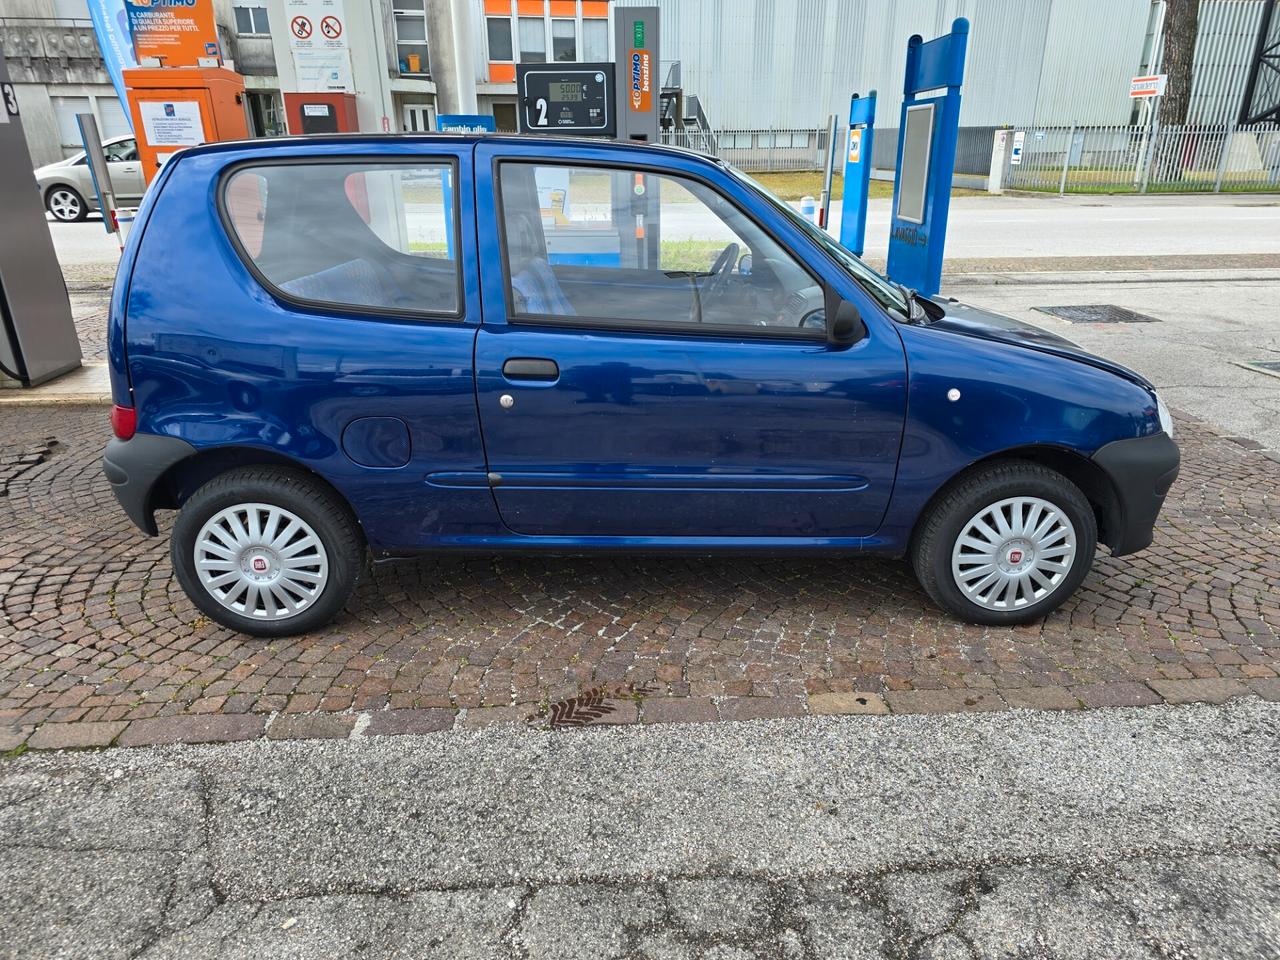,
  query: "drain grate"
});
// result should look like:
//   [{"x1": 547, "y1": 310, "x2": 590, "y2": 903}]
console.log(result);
[
  {"x1": 1034, "y1": 304, "x2": 1161, "y2": 324},
  {"x1": 1234, "y1": 359, "x2": 1280, "y2": 380}
]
